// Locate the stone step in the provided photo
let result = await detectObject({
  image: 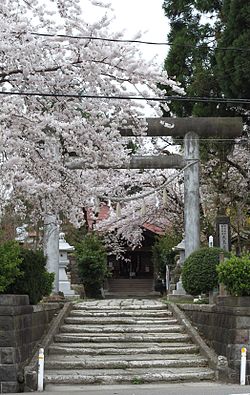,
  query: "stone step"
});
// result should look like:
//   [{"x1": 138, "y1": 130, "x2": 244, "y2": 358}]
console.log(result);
[
  {"x1": 70, "y1": 310, "x2": 172, "y2": 318},
  {"x1": 54, "y1": 333, "x2": 191, "y2": 343},
  {"x1": 72, "y1": 303, "x2": 166, "y2": 311},
  {"x1": 47, "y1": 353, "x2": 200, "y2": 362},
  {"x1": 104, "y1": 292, "x2": 160, "y2": 298},
  {"x1": 45, "y1": 299, "x2": 214, "y2": 386},
  {"x1": 65, "y1": 317, "x2": 177, "y2": 325},
  {"x1": 108, "y1": 284, "x2": 153, "y2": 289},
  {"x1": 49, "y1": 342, "x2": 199, "y2": 355},
  {"x1": 108, "y1": 280, "x2": 153, "y2": 287},
  {"x1": 108, "y1": 286, "x2": 153, "y2": 291},
  {"x1": 45, "y1": 367, "x2": 215, "y2": 385},
  {"x1": 49, "y1": 343, "x2": 199, "y2": 358},
  {"x1": 45, "y1": 355, "x2": 208, "y2": 370},
  {"x1": 59, "y1": 324, "x2": 184, "y2": 334}
]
